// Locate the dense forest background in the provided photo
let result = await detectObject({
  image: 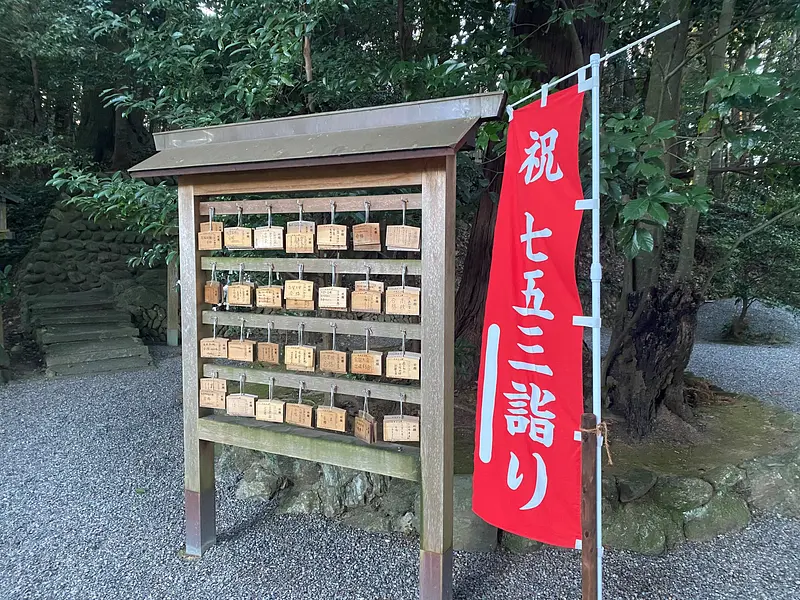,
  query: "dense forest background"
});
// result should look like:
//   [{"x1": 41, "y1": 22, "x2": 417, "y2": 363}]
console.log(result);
[{"x1": 1, "y1": 0, "x2": 798, "y2": 435}]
